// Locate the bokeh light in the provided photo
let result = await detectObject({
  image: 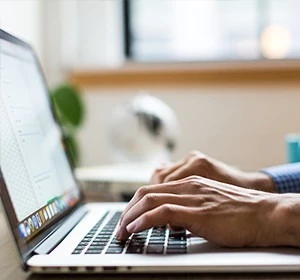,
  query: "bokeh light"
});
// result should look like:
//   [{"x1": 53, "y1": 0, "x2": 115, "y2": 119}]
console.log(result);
[{"x1": 260, "y1": 25, "x2": 291, "y2": 59}]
